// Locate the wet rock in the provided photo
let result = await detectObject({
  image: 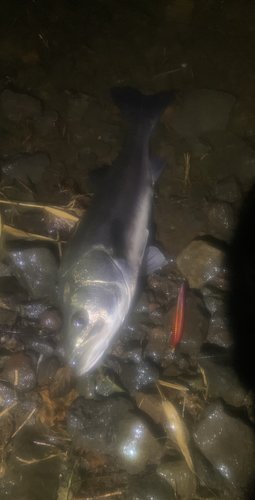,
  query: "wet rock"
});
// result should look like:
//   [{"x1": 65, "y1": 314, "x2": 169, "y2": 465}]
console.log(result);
[
  {"x1": 39, "y1": 308, "x2": 62, "y2": 331},
  {"x1": 213, "y1": 176, "x2": 241, "y2": 203},
  {"x1": 157, "y1": 459, "x2": 196, "y2": 497},
  {"x1": 165, "y1": 89, "x2": 236, "y2": 139},
  {"x1": 198, "y1": 132, "x2": 255, "y2": 190},
  {"x1": 1, "y1": 153, "x2": 49, "y2": 185},
  {"x1": 0, "y1": 381, "x2": 18, "y2": 407},
  {"x1": 114, "y1": 411, "x2": 163, "y2": 474},
  {"x1": 207, "y1": 201, "x2": 235, "y2": 240},
  {"x1": 176, "y1": 240, "x2": 225, "y2": 289},
  {"x1": 37, "y1": 357, "x2": 60, "y2": 386},
  {"x1": 2, "y1": 353, "x2": 36, "y2": 392},
  {"x1": 27, "y1": 337, "x2": 55, "y2": 357},
  {"x1": 193, "y1": 449, "x2": 232, "y2": 495},
  {"x1": 193, "y1": 400, "x2": 255, "y2": 489},
  {"x1": 17, "y1": 300, "x2": 50, "y2": 320},
  {"x1": 155, "y1": 201, "x2": 208, "y2": 258},
  {"x1": 196, "y1": 357, "x2": 247, "y2": 407},
  {"x1": 200, "y1": 286, "x2": 224, "y2": 315},
  {"x1": 207, "y1": 305, "x2": 233, "y2": 348},
  {"x1": 1, "y1": 89, "x2": 42, "y2": 122},
  {"x1": 144, "y1": 326, "x2": 169, "y2": 363},
  {"x1": 148, "y1": 274, "x2": 179, "y2": 305},
  {"x1": 120, "y1": 360, "x2": 158, "y2": 395},
  {"x1": 67, "y1": 395, "x2": 134, "y2": 453},
  {"x1": 149, "y1": 305, "x2": 166, "y2": 326},
  {"x1": 125, "y1": 474, "x2": 174, "y2": 500},
  {"x1": 7, "y1": 246, "x2": 58, "y2": 301},
  {"x1": 0, "y1": 262, "x2": 11, "y2": 277},
  {"x1": 167, "y1": 292, "x2": 209, "y2": 354}
]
